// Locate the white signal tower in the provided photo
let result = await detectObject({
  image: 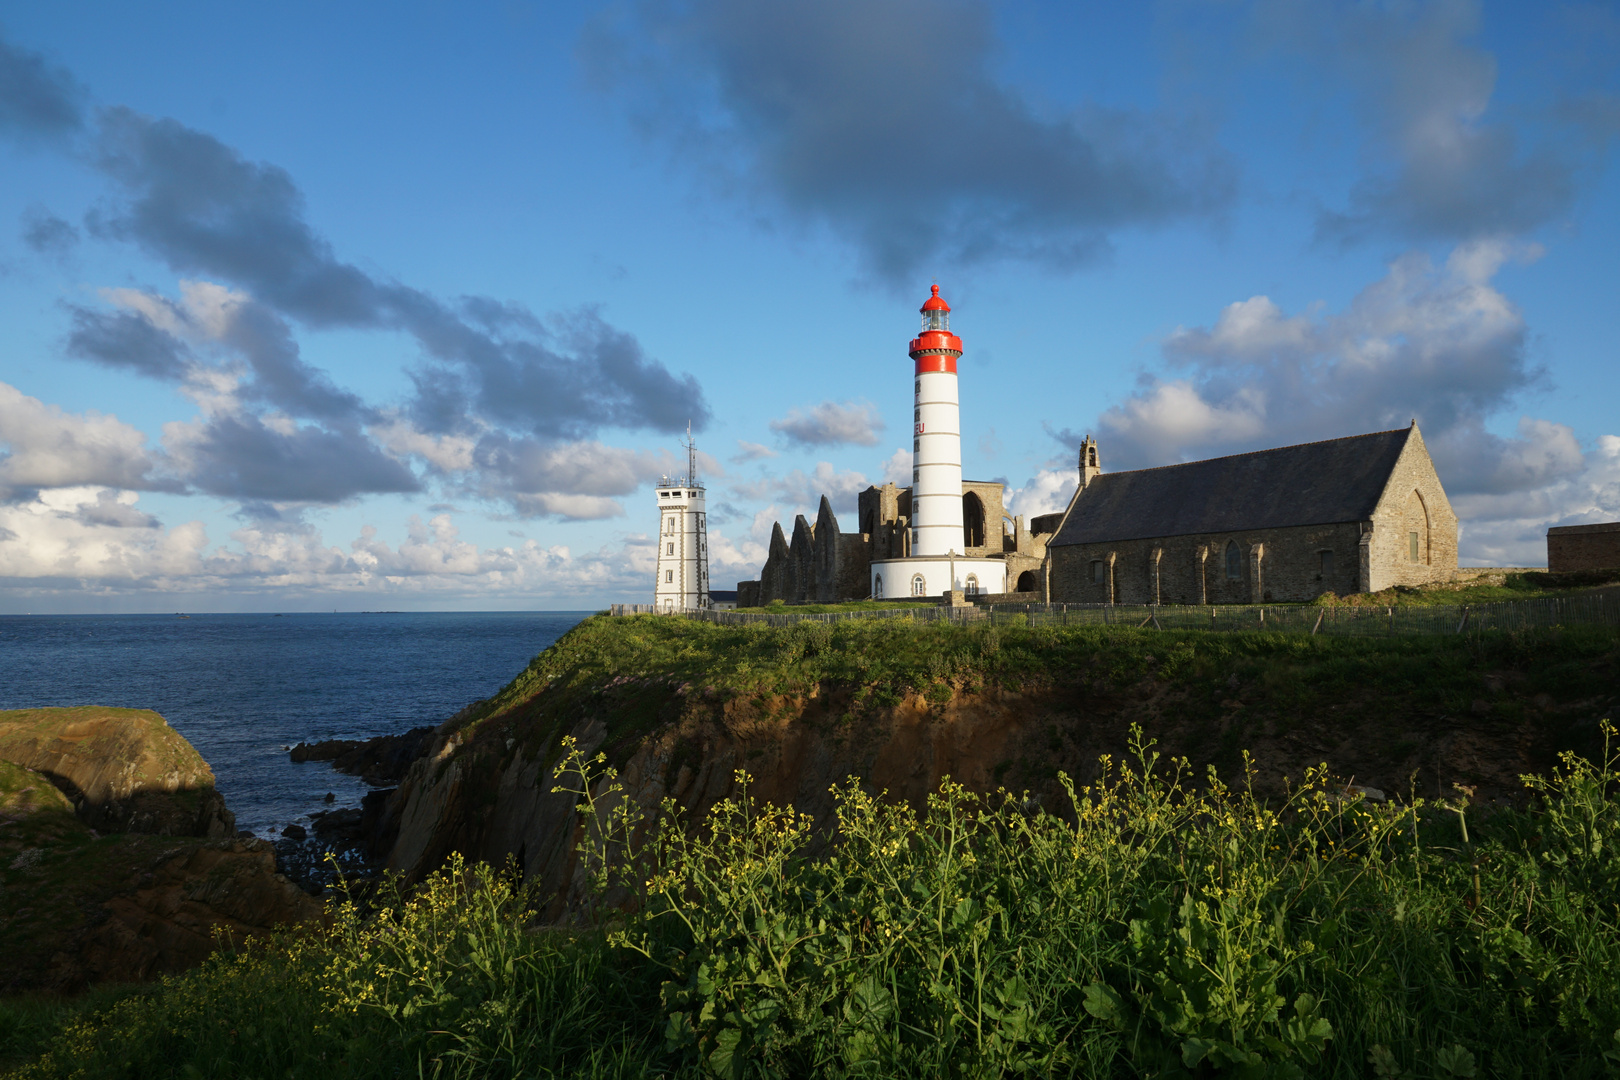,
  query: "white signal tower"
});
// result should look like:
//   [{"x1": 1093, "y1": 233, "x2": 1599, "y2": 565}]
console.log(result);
[{"x1": 652, "y1": 429, "x2": 710, "y2": 612}]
